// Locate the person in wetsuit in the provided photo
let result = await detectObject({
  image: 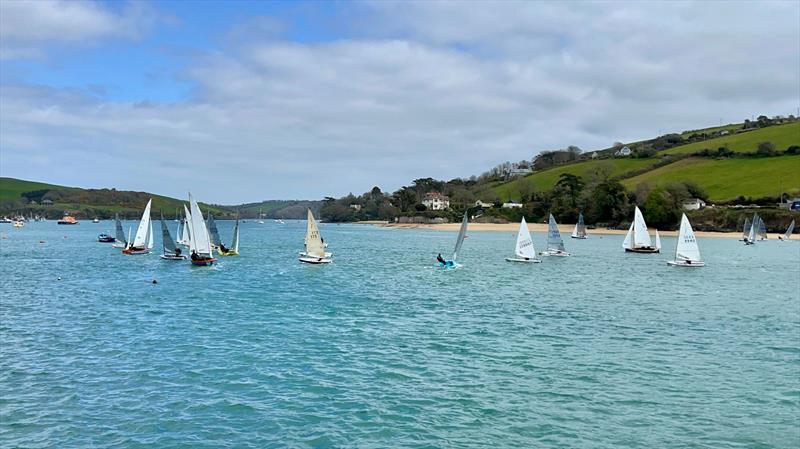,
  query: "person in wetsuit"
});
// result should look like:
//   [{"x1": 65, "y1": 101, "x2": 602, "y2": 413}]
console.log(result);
[{"x1": 436, "y1": 253, "x2": 446, "y2": 265}]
